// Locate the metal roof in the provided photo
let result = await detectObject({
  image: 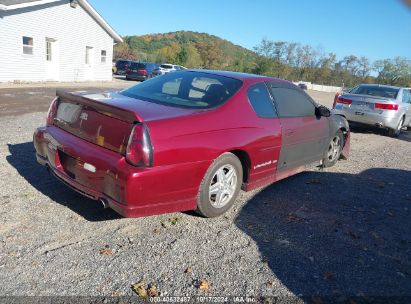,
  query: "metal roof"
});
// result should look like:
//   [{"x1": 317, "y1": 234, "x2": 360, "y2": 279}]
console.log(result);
[{"x1": 0, "y1": 0, "x2": 42, "y2": 5}]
